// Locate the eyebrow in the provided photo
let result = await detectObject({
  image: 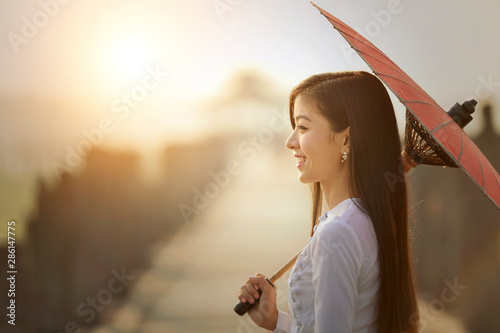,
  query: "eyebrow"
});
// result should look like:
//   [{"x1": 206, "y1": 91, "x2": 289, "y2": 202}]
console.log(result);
[{"x1": 295, "y1": 115, "x2": 312, "y2": 122}]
